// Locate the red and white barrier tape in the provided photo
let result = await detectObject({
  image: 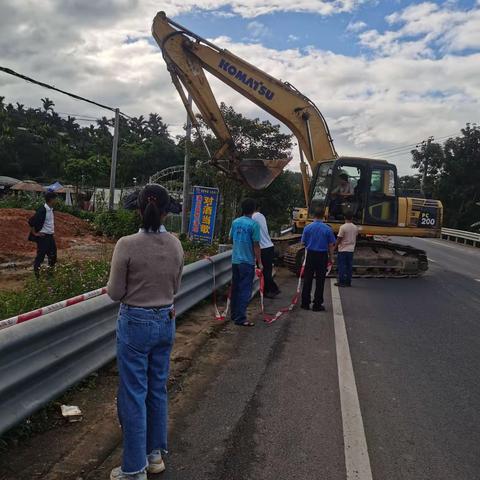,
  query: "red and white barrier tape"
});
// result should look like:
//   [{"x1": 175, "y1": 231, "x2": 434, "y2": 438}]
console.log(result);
[
  {"x1": 256, "y1": 266, "x2": 303, "y2": 324},
  {"x1": 208, "y1": 252, "x2": 333, "y2": 325},
  {"x1": 205, "y1": 257, "x2": 231, "y2": 322},
  {"x1": 0, "y1": 287, "x2": 108, "y2": 331}
]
